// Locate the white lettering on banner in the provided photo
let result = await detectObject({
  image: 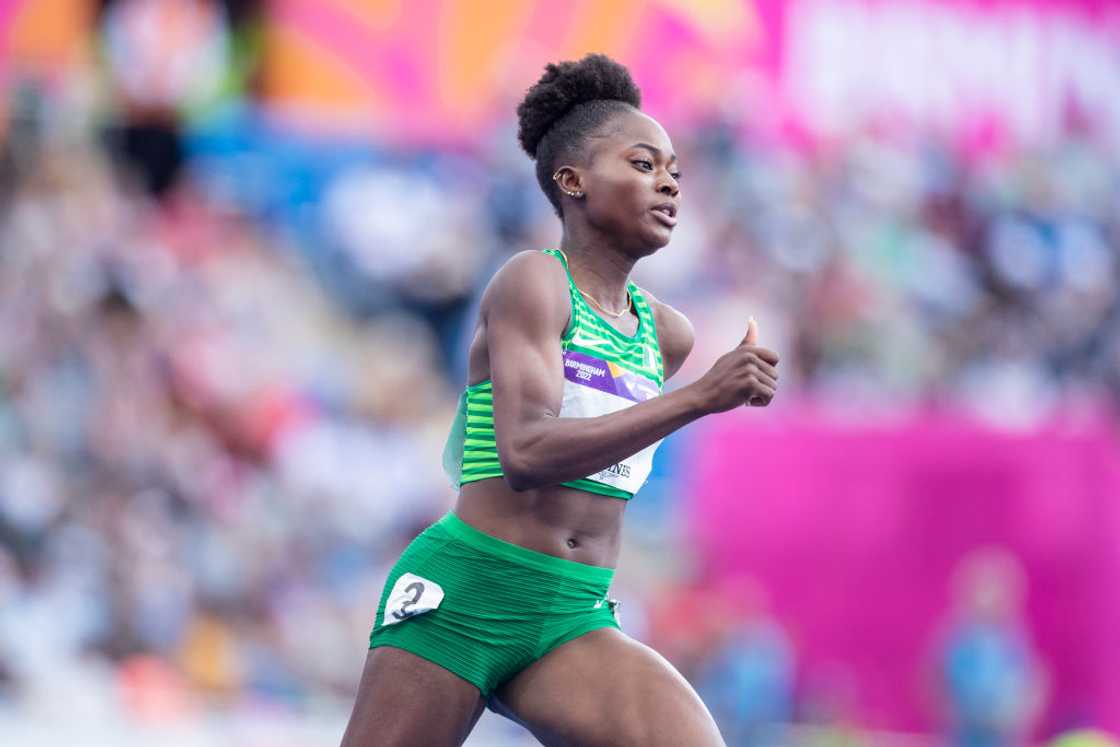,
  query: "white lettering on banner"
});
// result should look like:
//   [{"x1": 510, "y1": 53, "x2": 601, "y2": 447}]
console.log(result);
[
  {"x1": 786, "y1": 0, "x2": 1120, "y2": 144},
  {"x1": 565, "y1": 358, "x2": 606, "y2": 379},
  {"x1": 600, "y1": 462, "x2": 632, "y2": 479}
]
